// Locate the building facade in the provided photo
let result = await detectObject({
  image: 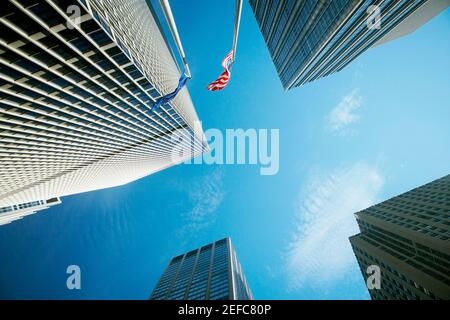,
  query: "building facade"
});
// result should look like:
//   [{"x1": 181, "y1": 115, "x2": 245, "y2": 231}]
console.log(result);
[
  {"x1": 0, "y1": 0, "x2": 206, "y2": 212},
  {"x1": 248, "y1": 0, "x2": 450, "y2": 90},
  {"x1": 350, "y1": 174, "x2": 450, "y2": 300},
  {"x1": 150, "y1": 238, "x2": 253, "y2": 300},
  {"x1": 0, "y1": 197, "x2": 61, "y2": 226}
]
